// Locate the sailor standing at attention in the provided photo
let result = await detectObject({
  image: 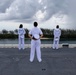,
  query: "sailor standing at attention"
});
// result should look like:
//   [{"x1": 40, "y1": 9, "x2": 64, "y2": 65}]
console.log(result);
[
  {"x1": 29, "y1": 22, "x2": 43, "y2": 62},
  {"x1": 53, "y1": 25, "x2": 61, "y2": 49},
  {"x1": 18, "y1": 24, "x2": 26, "y2": 50}
]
